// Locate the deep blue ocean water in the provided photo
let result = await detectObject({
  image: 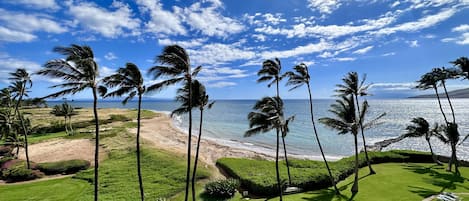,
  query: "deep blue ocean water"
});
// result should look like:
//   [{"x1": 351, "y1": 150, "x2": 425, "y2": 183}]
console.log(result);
[{"x1": 52, "y1": 99, "x2": 469, "y2": 160}]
